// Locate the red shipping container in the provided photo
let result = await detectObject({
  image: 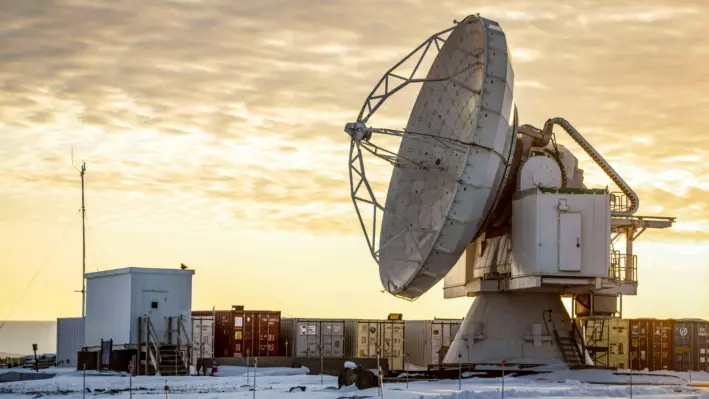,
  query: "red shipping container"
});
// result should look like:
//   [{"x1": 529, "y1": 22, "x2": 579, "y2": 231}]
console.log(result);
[
  {"x1": 240, "y1": 311, "x2": 281, "y2": 357},
  {"x1": 194, "y1": 308, "x2": 281, "y2": 358}
]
